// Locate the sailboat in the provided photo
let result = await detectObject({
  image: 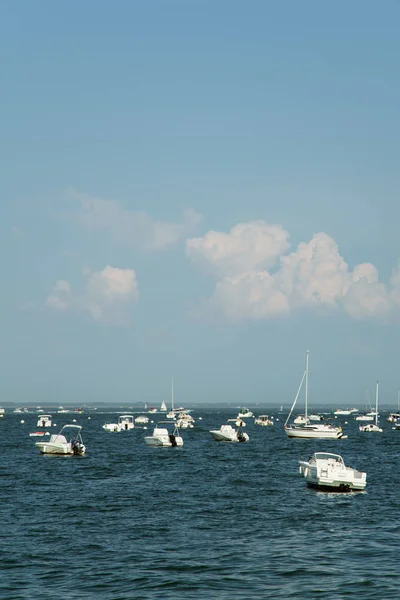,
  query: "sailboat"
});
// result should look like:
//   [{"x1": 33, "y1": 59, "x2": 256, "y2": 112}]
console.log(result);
[
  {"x1": 166, "y1": 378, "x2": 176, "y2": 419},
  {"x1": 160, "y1": 400, "x2": 167, "y2": 412},
  {"x1": 359, "y1": 381, "x2": 382, "y2": 432},
  {"x1": 284, "y1": 351, "x2": 346, "y2": 439},
  {"x1": 387, "y1": 389, "x2": 400, "y2": 423}
]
